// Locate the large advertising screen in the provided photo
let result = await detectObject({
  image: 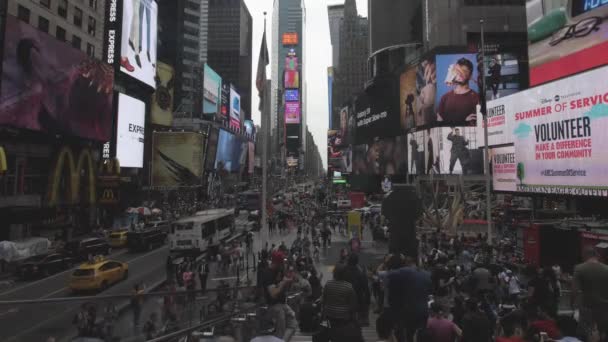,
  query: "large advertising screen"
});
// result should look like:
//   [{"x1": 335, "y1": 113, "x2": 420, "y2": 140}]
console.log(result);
[
  {"x1": 354, "y1": 88, "x2": 401, "y2": 144},
  {"x1": 428, "y1": 127, "x2": 483, "y2": 175},
  {"x1": 120, "y1": 0, "x2": 158, "y2": 88},
  {"x1": 527, "y1": 0, "x2": 608, "y2": 86},
  {"x1": 282, "y1": 32, "x2": 299, "y2": 46},
  {"x1": 467, "y1": 32, "x2": 528, "y2": 101},
  {"x1": 151, "y1": 62, "x2": 174, "y2": 126},
  {"x1": 512, "y1": 66, "x2": 608, "y2": 197},
  {"x1": 284, "y1": 70, "x2": 299, "y2": 89},
  {"x1": 415, "y1": 57, "x2": 437, "y2": 127},
  {"x1": 205, "y1": 127, "x2": 219, "y2": 170},
  {"x1": 400, "y1": 65, "x2": 417, "y2": 130},
  {"x1": 0, "y1": 16, "x2": 114, "y2": 141},
  {"x1": 352, "y1": 136, "x2": 407, "y2": 175},
  {"x1": 152, "y1": 132, "x2": 204, "y2": 186},
  {"x1": 203, "y1": 63, "x2": 221, "y2": 117},
  {"x1": 221, "y1": 83, "x2": 229, "y2": 120},
  {"x1": 408, "y1": 127, "x2": 484, "y2": 175},
  {"x1": 491, "y1": 145, "x2": 517, "y2": 192},
  {"x1": 286, "y1": 56, "x2": 298, "y2": 71},
  {"x1": 435, "y1": 54, "x2": 480, "y2": 126},
  {"x1": 407, "y1": 130, "x2": 426, "y2": 175},
  {"x1": 477, "y1": 96, "x2": 511, "y2": 147},
  {"x1": 285, "y1": 89, "x2": 299, "y2": 102},
  {"x1": 215, "y1": 129, "x2": 246, "y2": 173},
  {"x1": 116, "y1": 93, "x2": 145, "y2": 168},
  {"x1": 285, "y1": 102, "x2": 301, "y2": 124},
  {"x1": 229, "y1": 87, "x2": 240, "y2": 129}
]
